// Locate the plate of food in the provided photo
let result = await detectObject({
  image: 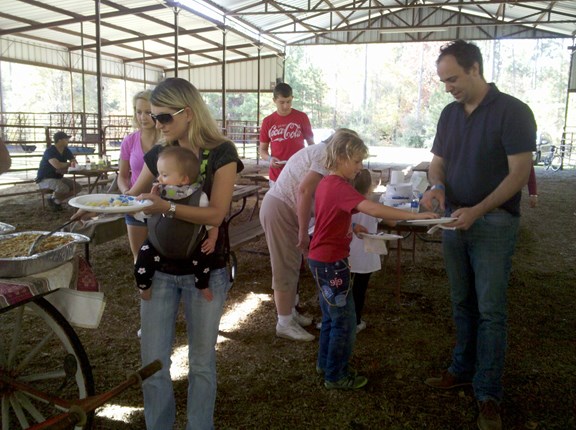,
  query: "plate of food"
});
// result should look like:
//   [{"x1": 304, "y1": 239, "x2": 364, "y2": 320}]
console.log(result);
[
  {"x1": 404, "y1": 217, "x2": 457, "y2": 226},
  {"x1": 68, "y1": 194, "x2": 153, "y2": 213},
  {"x1": 359, "y1": 232, "x2": 403, "y2": 241}
]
